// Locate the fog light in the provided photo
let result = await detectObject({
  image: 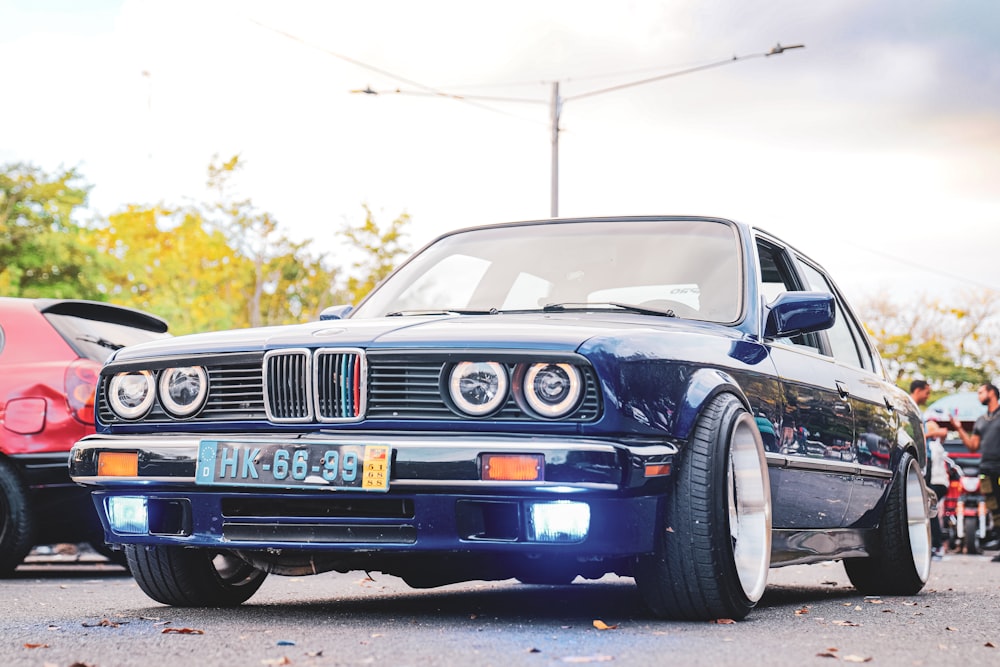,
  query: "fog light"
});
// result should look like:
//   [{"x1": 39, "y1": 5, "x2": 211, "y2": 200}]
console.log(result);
[
  {"x1": 108, "y1": 496, "x2": 148, "y2": 534},
  {"x1": 528, "y1": 501, "x2": 589, "y2": 542}
]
